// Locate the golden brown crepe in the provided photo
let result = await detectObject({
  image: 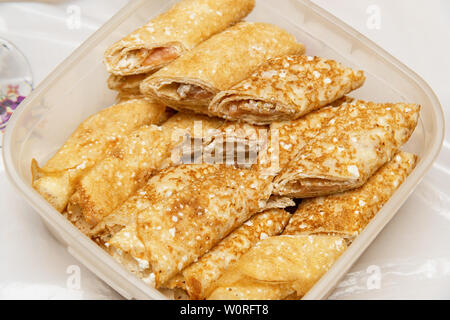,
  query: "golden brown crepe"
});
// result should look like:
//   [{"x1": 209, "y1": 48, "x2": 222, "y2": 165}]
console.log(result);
[
  {"x1": 183, "y1": 98, "x2": 354, "y2": 176},
  {"x1": 283, "y1": 151, "x2": 418, "y2": 240},
  {"x1": 140, "y1": 22, "x2": 305, "y2": 113},
  {"x1": 273, "y1": 100, "x2": 420, "y2": 198},
  {"x1": 138, "y1": 164, "x2": 276, "y2": 287},
  {"x1": 31, "y1": 98, "x2": 168, "y2": 212},
  {"x1": 172, "y1": 208, "x2": 291, "y2": 299},
  {"x1": 66, "y1": 113, "x2": 224, "y2": 235},
  {"x1": 207, "y1": 235, "x2": 347, "y2": 300},
  {"x1": 104, "y1": 204, "x2": 293, "y2": 293},
  {"x1": 208, "y1": 151, "x2": 417, "y2": 300},
  {"x1": 184, "y1": 97, "x2": 353, "y2": 178},
  {"x1": 104, "y1": 0, "x2": 255, "y2": 76},
  {"x1": 258, "y1": 96, "x2": 353, "y2": 176},
  {"x1": 95, "y1": 163, "x2": 274, "y2": 287},
  {"x1": 209, "y1": 55, "x2": 365, "y2": 124}
]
